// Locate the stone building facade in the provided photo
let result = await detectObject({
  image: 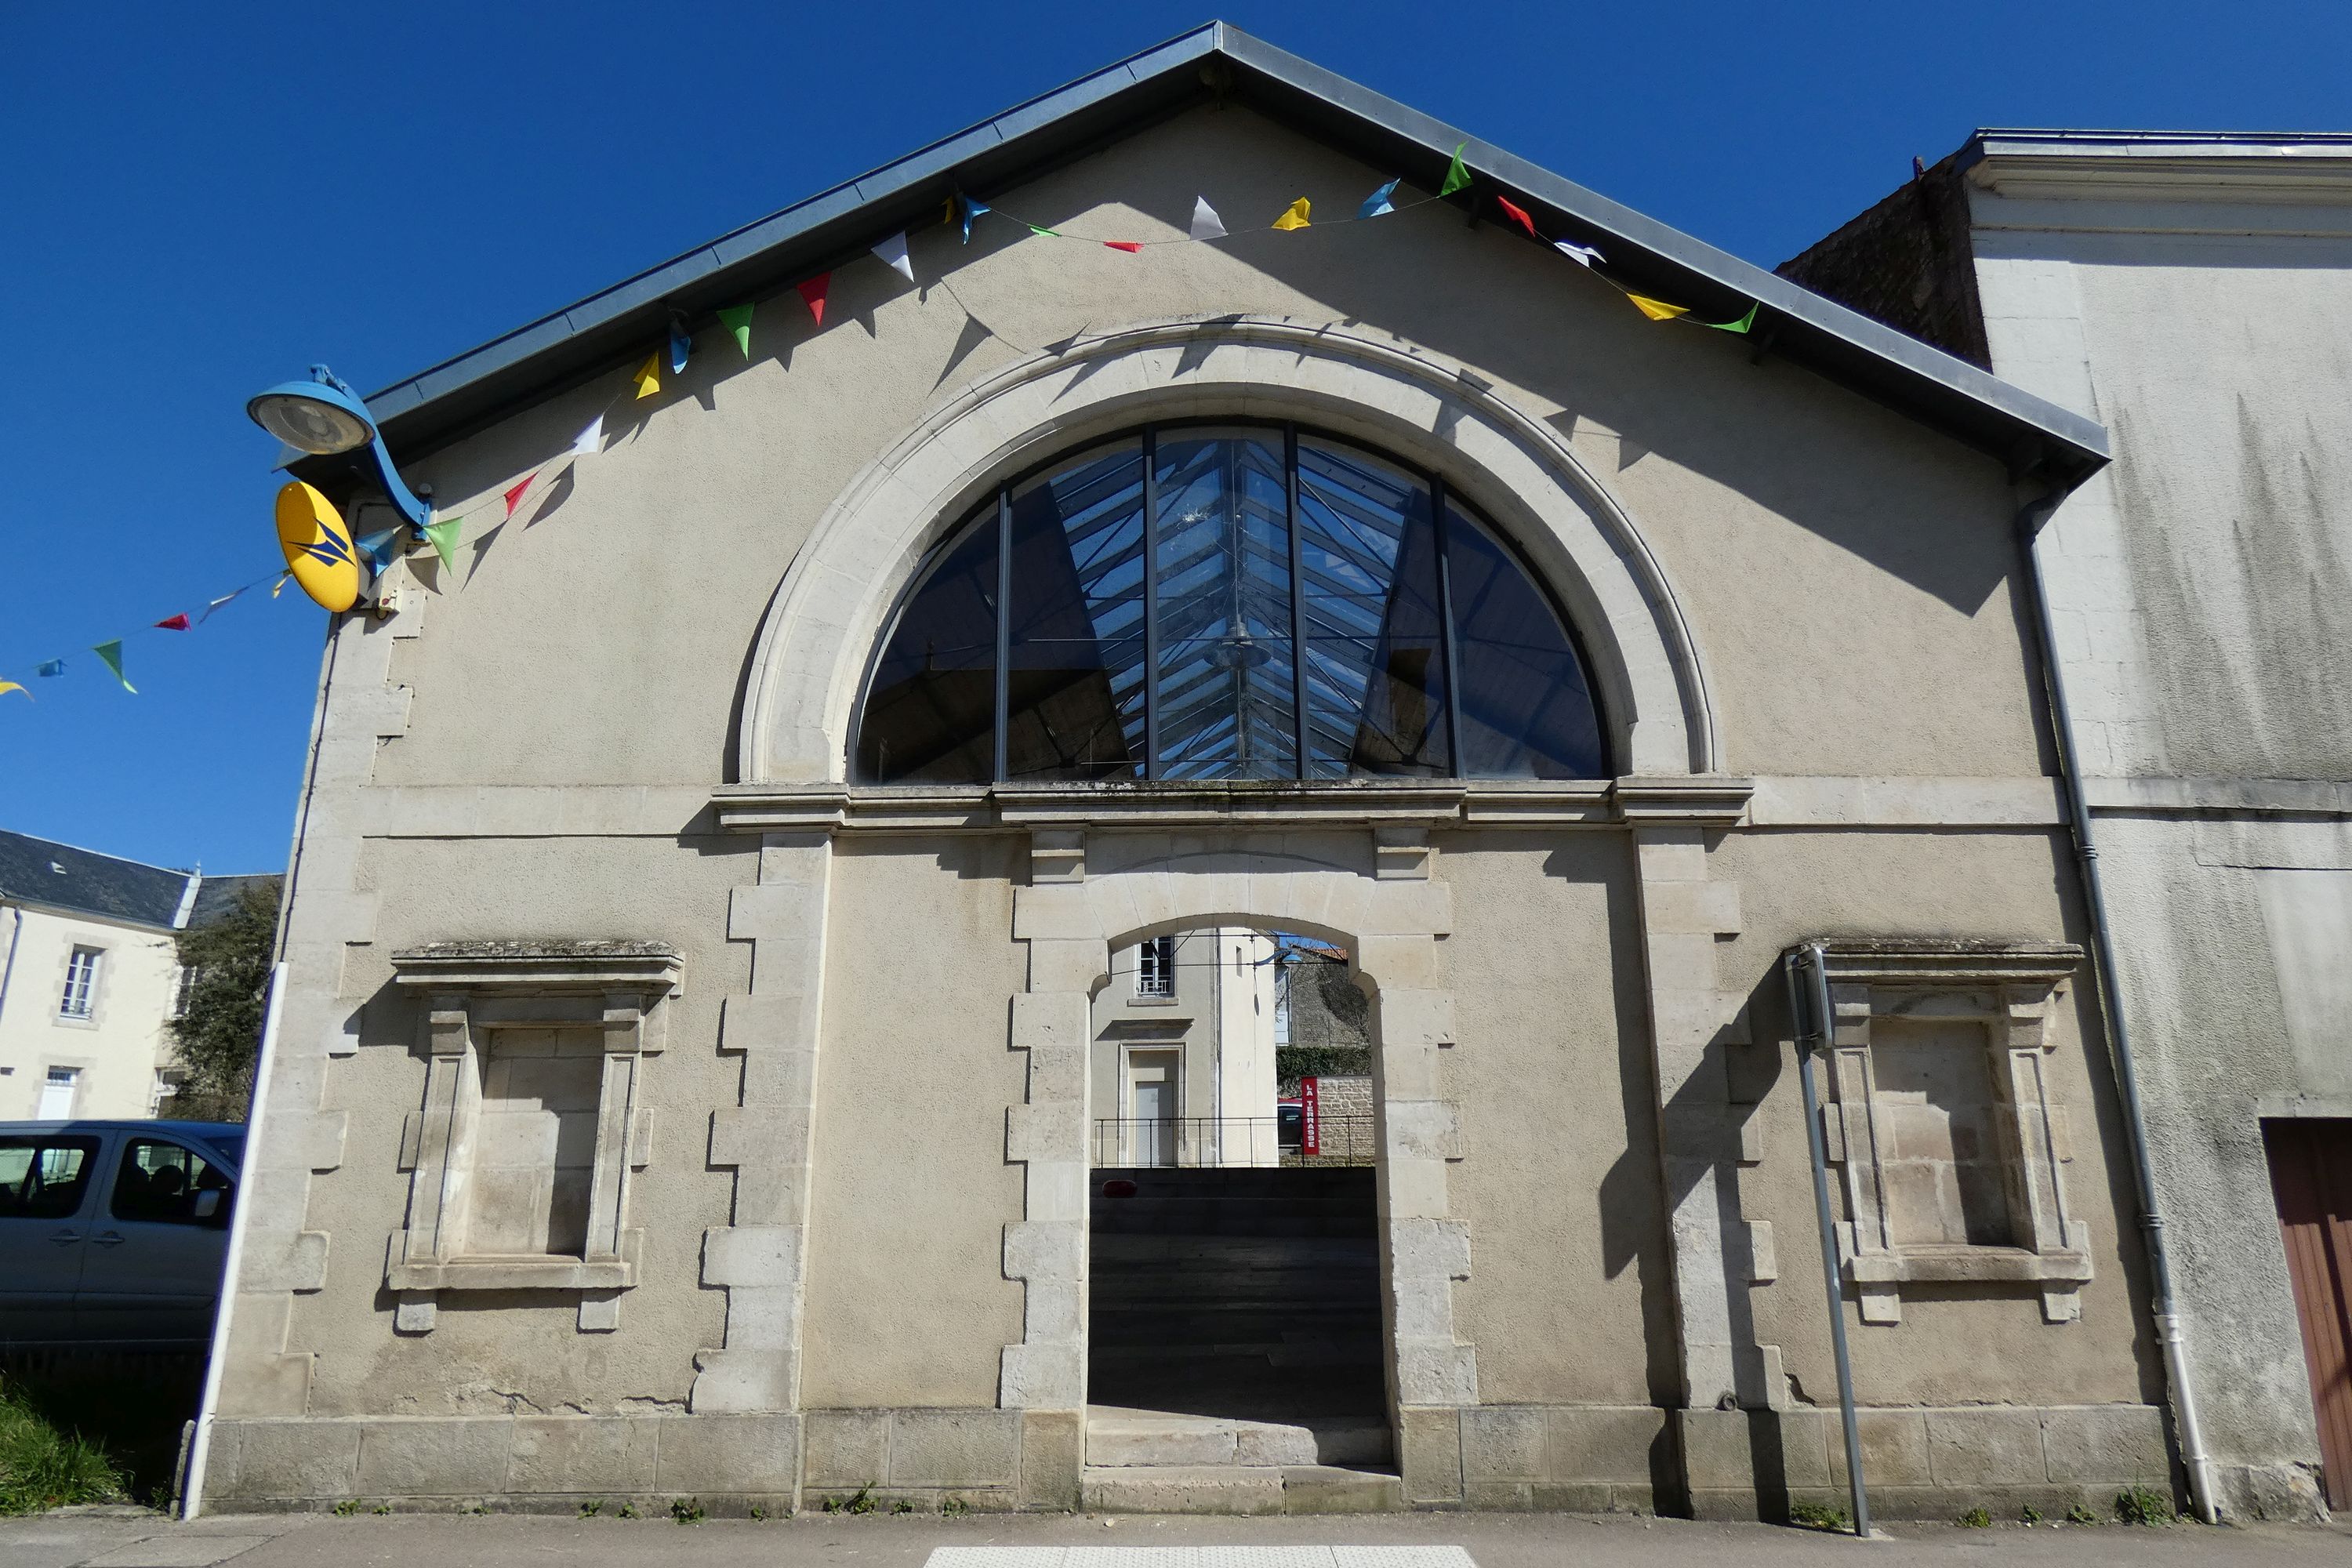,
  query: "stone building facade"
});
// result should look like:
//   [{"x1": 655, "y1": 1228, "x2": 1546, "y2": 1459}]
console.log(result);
[
  {"x1": 1788, "y1": 131, "x2": 2352, "y2": 1520},
  {"x1": 204, "y1": 27, "x2": 2184, "y2": 1520}
]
